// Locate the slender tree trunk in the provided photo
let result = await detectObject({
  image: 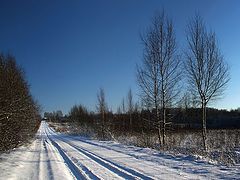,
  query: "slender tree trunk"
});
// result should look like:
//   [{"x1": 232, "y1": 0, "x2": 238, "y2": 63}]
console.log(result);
[
  {"x1": 161, "y1": 77, "x2": 166, "y2": 146},
  {"x1": 162, "y1": 107, "x2": 166, "y2": 146},
  {"x1": 102, "y1": 111, "x2": 105, "y2": 139},
  {"x1": 129, "y1": 112, "x2": 132, "y2": 131},
  {"x1": 202, "y1": 102, "x2": 207, "y2": 151},
  {"x1": 154, "y1": 72, "x2": 162, "y2": 146},
  {"x1": 148, "y1": 111, "x2": 151, "y2": 130},
  {"x1": 158, "y1": 125, "x2": 161, "y2": 146},
  {"x1": 156, "y1": 107, "x2": 162, "y2": 146}
]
